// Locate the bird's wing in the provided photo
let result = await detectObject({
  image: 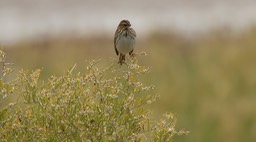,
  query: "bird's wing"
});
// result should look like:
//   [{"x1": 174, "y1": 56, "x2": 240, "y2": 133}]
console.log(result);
[
  {"x1": 130, "y1": 28, "x2": 136, "y2": 38},
  {"x1": 129, "y1": 27, "x2": 136, "y2": 56},
  {"x1": 114, "y1": 29, "x2": 119, "y2": 55}
]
